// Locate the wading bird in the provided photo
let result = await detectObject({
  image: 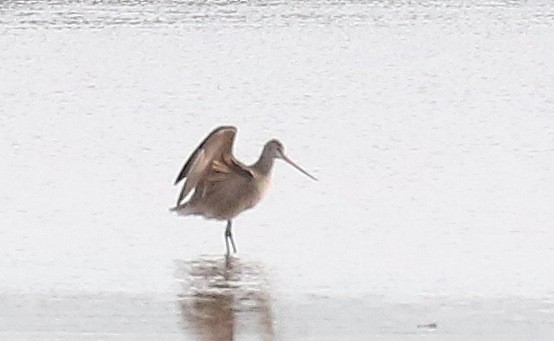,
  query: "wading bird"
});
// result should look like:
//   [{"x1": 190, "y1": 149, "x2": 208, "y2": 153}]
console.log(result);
[{"x1": 171, "y1": 126, "x2": 316, "y2": 256}]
